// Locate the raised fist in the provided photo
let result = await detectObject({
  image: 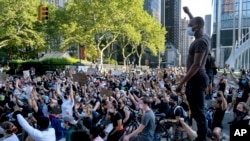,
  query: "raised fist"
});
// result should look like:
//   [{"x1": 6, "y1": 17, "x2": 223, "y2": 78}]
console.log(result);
[{"x1": 183, "y1": 6, "x2": 190, "y2": 14}]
